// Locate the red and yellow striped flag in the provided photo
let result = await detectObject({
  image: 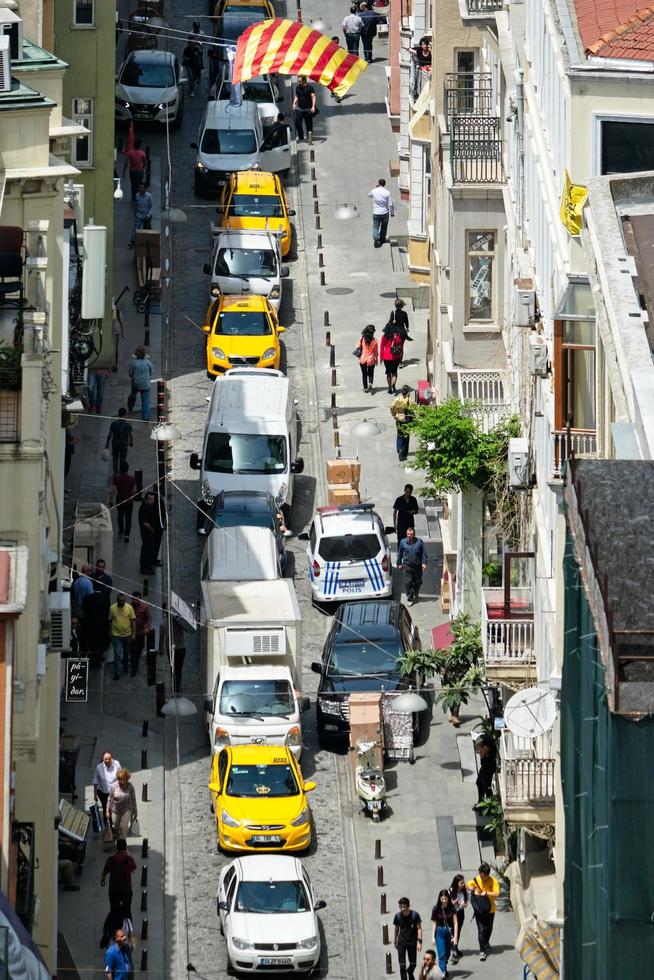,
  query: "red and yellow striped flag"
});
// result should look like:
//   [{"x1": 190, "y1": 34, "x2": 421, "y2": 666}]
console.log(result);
[{"x1": 232, "y1": 18, "x2": 367, "y2": 98}]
